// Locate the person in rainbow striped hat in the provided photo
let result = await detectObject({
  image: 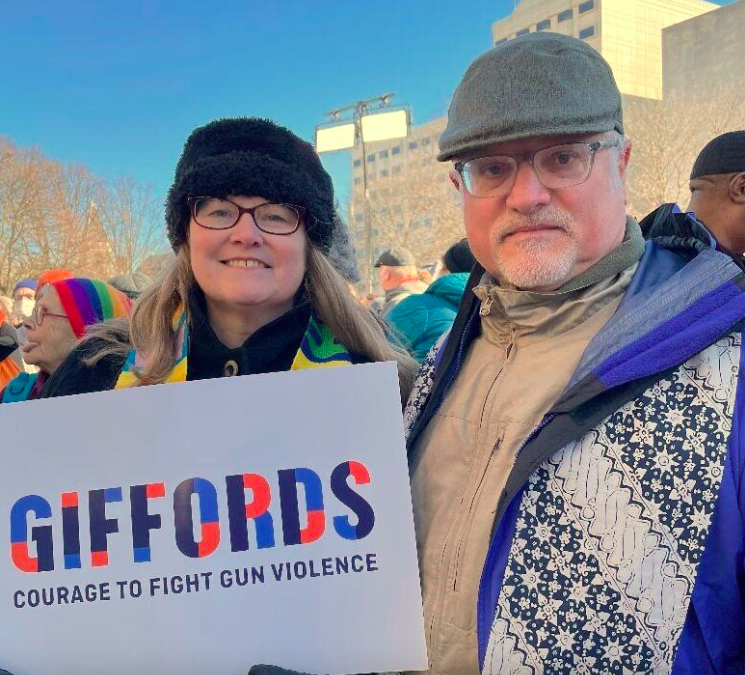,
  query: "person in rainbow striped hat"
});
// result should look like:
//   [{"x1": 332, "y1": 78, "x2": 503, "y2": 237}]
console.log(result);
[{"x1": 0, "y1": 278, "x2": 131, "y2": 403}]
